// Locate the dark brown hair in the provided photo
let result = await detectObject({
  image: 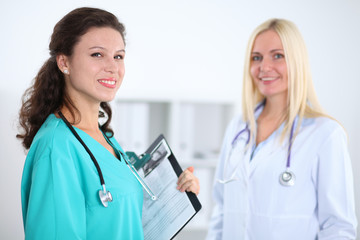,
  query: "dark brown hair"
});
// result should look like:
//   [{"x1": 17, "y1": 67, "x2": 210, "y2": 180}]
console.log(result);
[{"x1": 17, "y1": 7, "x2": 126, "y2": 149}]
